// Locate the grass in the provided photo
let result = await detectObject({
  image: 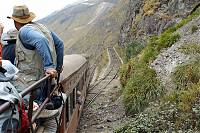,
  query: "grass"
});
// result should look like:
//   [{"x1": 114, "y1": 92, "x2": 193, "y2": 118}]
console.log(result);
[
  {"x1": 115, "y1": 82, "x2": 200, "y2": 132},
  {"x1": 165, "y1": 83, "x2": 200, "y2": 112},
  {"x1": 125, "y1": 41, "x2": 145, "y2": 62},
  {"x1": 120, "y1": 23, "x2": 181, "y2": 114},
  {"x1": 179, "y1": 44, "x2": 200, "y2": 55},
  {"x1": 122, "y1": 62, "x2": 163, "y2": 114},
  {"x1": 172, "y1": 61, "x2": 200, "y2": 90},
  {"x1": 190, "y1": 25, "x2": 198, "y2": 33}
]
